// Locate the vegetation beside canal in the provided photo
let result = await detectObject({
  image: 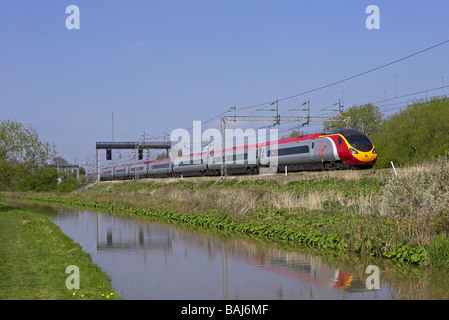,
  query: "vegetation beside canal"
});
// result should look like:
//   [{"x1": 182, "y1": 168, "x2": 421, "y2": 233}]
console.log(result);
[
  {"x1": 0, "y1": 202, "x2": 122, "y2": 300},
  {"x1": 3, "y1": 153, "x2": 449, "y2": 270}
]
